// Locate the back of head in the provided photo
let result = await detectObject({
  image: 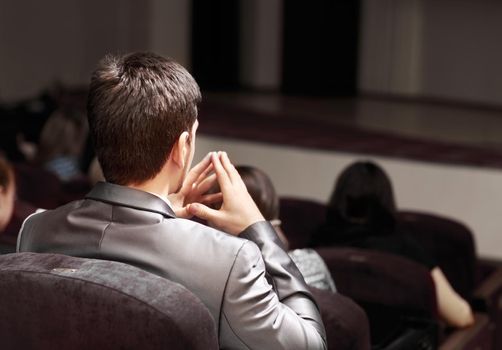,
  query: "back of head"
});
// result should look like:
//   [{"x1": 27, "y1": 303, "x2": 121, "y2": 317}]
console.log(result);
[
  {"x1": 328, "y1": 161, "x2": 397, "y2": 231},
  {"x1": 236, "y1": 166, "x2": 279, "y2": 221},
  {"x1": 87, "y1": 52, "x2": 201, "y2": 186},
  {"x1": 36, "y1": 109, "x2": 88, "y2": 164}
]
